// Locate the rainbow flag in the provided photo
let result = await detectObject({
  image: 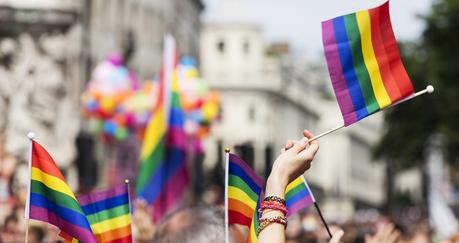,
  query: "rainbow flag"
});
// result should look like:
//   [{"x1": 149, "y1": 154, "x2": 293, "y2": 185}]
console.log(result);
[
  {"x1": 26, "y1": 140, "x2": 96, "y2": 243},
  {"x1": 136, "y1": 35, "x2": 189, "y2": 223},
  {"x1": 227, "y1": 153, "x2": 264, "y2": 227},
  {"x1": 227, "y1": 153, "x2": 316, "y2": 242},
  {"x1": 285, "y1": 177, "x2": 315, "y2": 216},
  {"x1": 322, "y1": 1, "x2": 414, "y2": 126}
]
